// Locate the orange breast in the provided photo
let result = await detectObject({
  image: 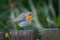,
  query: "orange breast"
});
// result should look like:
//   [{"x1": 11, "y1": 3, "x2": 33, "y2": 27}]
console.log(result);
[{"x1": 27, "y1": 14, "x2": 33, "y2": 23}]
